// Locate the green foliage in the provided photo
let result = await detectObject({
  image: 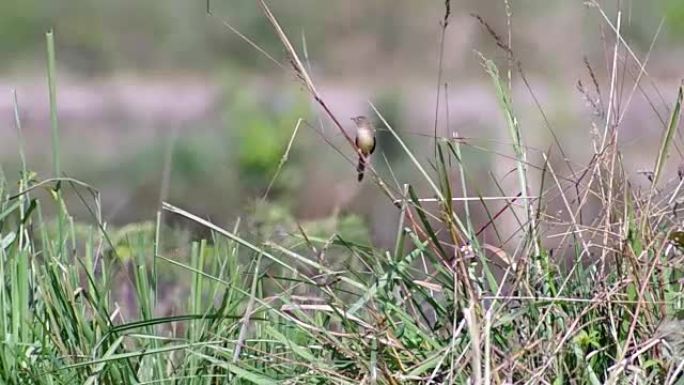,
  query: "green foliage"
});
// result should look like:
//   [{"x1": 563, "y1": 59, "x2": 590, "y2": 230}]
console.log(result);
[
  {"x1": 665, "y1": 0, "x2": 684, "y2": 35},
  {"x1": 226, "y1": 89, "x2": 309, "y2": 191},
  {"x1": 238, "y1": 115, "x2": 287, "y2": 175},
  {"x1": 0, "y1": 0, "x2": 46, "y2": 58}
]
